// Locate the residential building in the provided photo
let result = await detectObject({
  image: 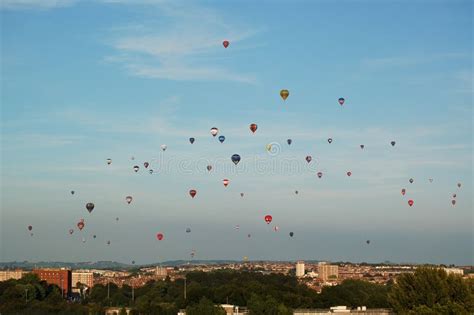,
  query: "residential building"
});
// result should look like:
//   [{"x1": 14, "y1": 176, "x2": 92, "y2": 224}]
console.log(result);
[
  {"x1": 72, "y1": 271, "x2": 94, "y2": 288},
  {"x1": 318, "y1": 263, "x2": 339, "y2": 282},
  {"x1": 296, "y1": 261, "x2": 305, "y2": 278},
  {"x1": 33, "y1": 268, "x2": 72, "y2": 297},
  {"x1": 0, "y1": 269, "x2": 26, "y2": 281}
]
